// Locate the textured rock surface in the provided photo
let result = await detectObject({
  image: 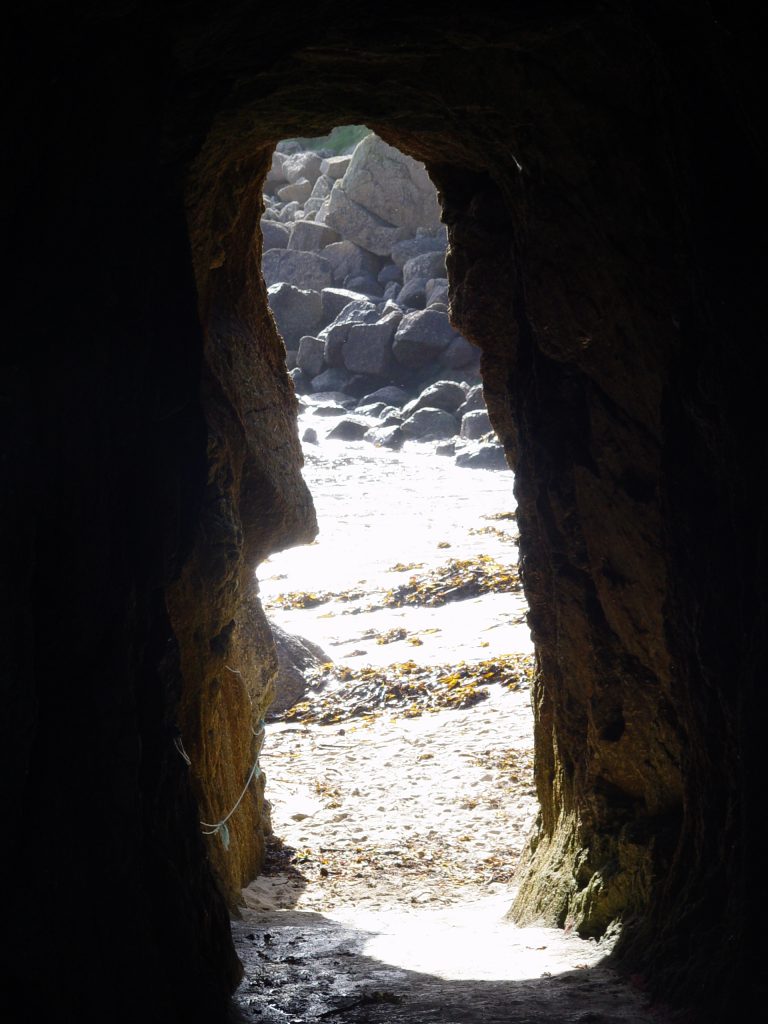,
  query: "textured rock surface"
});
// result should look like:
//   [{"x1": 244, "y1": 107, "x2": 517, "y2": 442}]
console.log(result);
[
  {"x1": 403, "y1": 380, "x2": 467, "y2": 416},
  {"x1": 287, "y1": 219, "x2": 339, "y2": 252},
  {"x1": 393, "y1": 308, "x2": 461, "y2": 367},
  {"x1": 262, "y1": 248, "x2": 333, "y2": 290},
  {"x1": 268, "y1": 625, "x2": 330, "y2": 718},
  {"x1": 325, "y1": 134, "x2": 441, "y2": 250},
  {"x1": 401, "y1": 407, "x2": 459, "y2": 440},
  {"x1": 267, "y1": 282, "x2": 323, "y2": 348},
  {"x1": 323, "y1": 240, "x2": 381, "y2": 286},
  {"x1": 460, "y1": 408, "x2": 493, "y2": 439},
  {"x1": 2, "y1": 4, "x2": 762, "y2": 1023}
]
